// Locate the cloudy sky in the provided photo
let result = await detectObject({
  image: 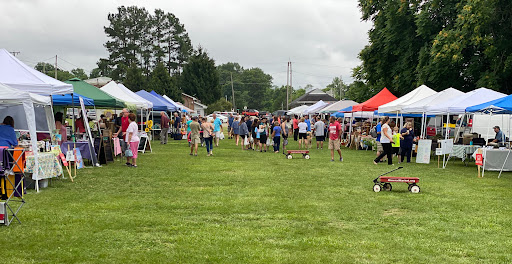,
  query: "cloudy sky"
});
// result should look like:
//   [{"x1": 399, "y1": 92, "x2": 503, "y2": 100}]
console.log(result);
[{"x1": 0, "y1": 0, "x2": 371, "y2": 88}]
